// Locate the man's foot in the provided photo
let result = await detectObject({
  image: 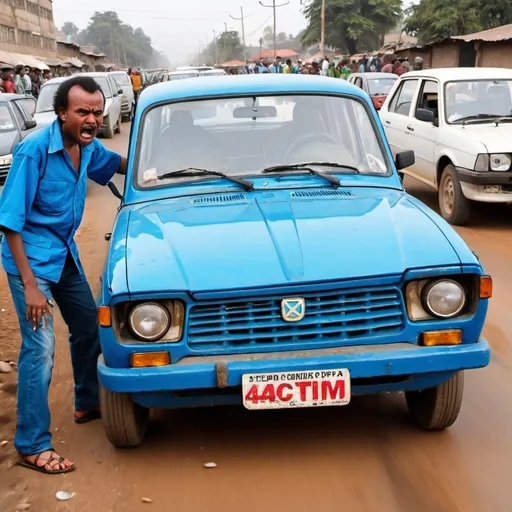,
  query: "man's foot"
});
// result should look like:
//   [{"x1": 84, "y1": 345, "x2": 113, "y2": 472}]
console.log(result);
[
  {"x1": 18, "y1": 450, "x2": 75, "y2": 474},
  {"x1": 74, "y1": 406, "x2": 101, "y2": 424}
]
